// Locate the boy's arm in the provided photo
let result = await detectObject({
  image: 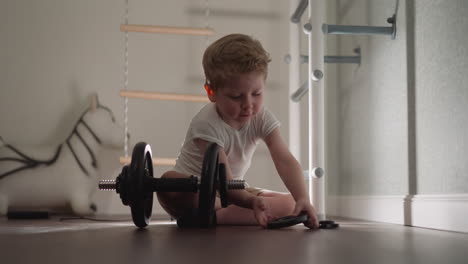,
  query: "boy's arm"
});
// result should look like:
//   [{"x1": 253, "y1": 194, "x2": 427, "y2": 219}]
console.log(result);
[
  {"x1": 263, "y1": 127, "x2": 319, "y2": 228},
  {"x1": 194, "y1": 138, "x2": 271, "y2": 227}
]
